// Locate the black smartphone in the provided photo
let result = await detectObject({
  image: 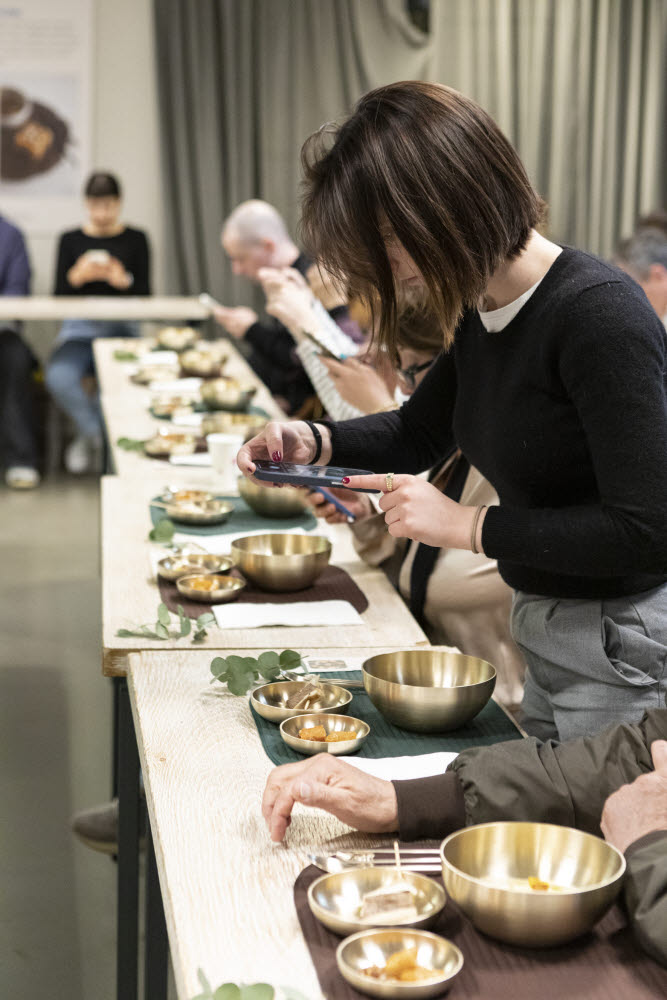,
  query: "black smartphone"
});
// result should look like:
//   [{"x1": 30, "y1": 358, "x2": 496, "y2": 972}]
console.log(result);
[{"x1": 253, "y1": 460, "x2": 380, "y2": 493}]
